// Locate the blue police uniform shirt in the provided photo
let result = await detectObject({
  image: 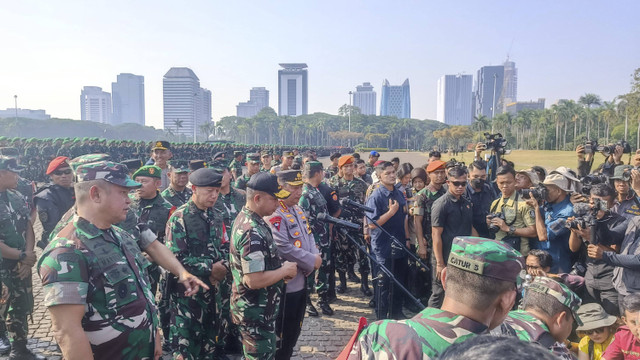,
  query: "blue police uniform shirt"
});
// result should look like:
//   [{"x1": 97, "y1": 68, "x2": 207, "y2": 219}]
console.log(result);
[
  {"x1": 541, "y1": 196, "x2": 575, "y2": 273},
  {"x1": 366, "y1": 184, "x2": 407, "y2": 261}
]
